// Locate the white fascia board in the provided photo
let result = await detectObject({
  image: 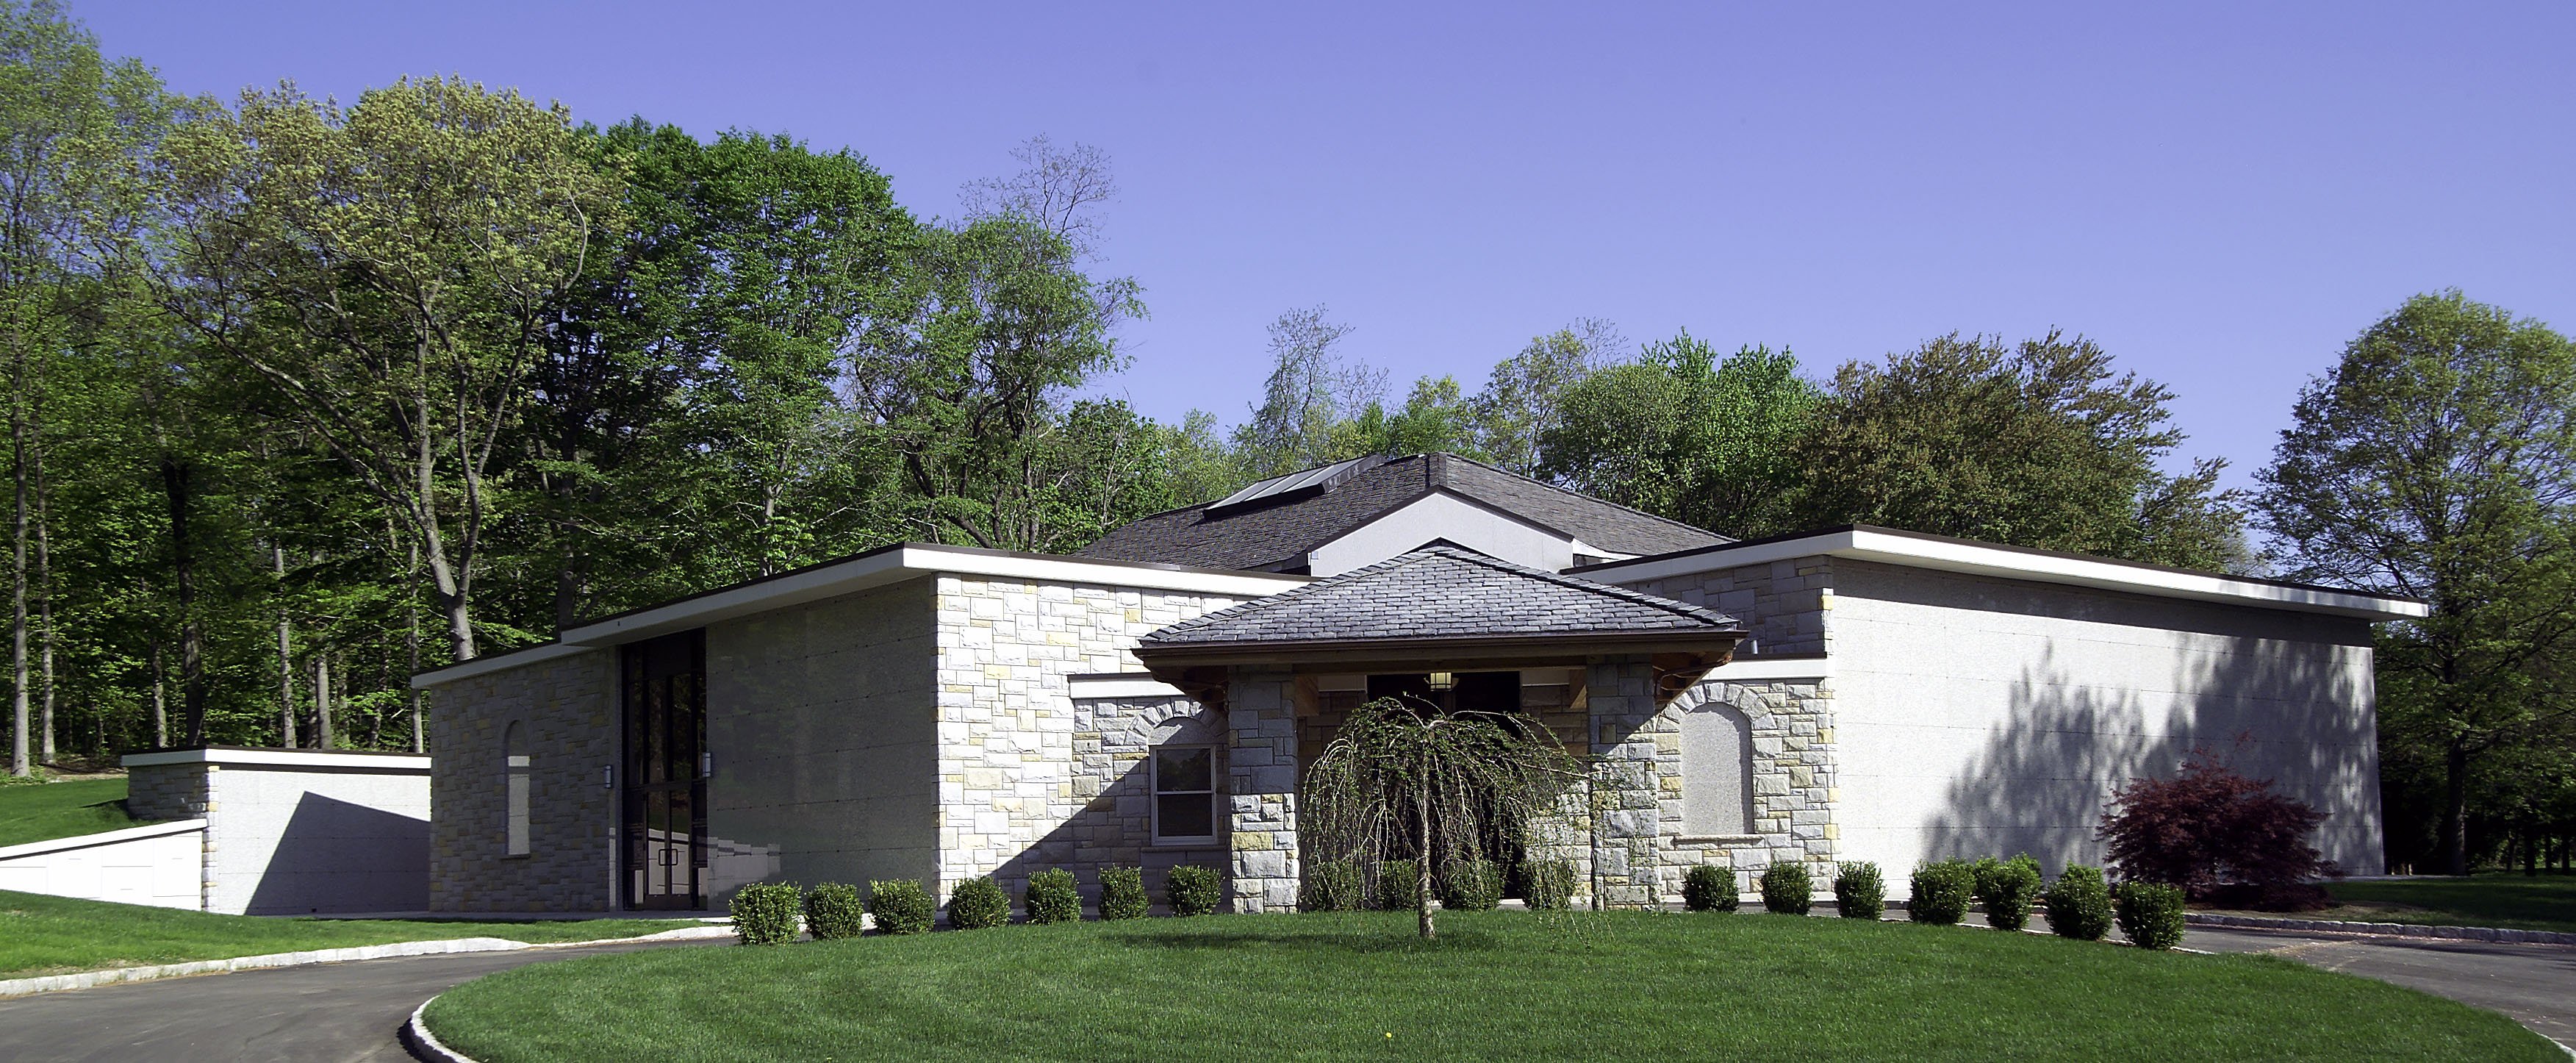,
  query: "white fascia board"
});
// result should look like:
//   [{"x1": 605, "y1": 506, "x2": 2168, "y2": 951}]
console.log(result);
[
  {"x1": 121, "y1": 748, "x2": 433, "y2": 771},
  {"x1": 410, "y1": 642, "x2": 596, "y2": 689},
  {"x1": 1592, "y1": 529, "x2": 2427, "y2": 620},
  {"x1": 418, "y1": 545, "x2": 1307, "y2": 689},
  {"x1": 0, "y1": 818, "x2": 208, "y2": 861}
]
